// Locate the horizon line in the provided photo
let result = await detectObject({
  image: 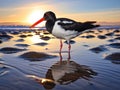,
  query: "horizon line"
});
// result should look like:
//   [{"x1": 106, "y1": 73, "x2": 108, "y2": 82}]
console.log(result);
[{"x1": 0, "y1": 21, "x2": 120, "y2": 26}]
